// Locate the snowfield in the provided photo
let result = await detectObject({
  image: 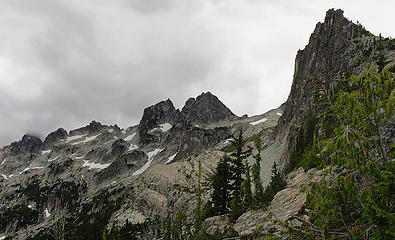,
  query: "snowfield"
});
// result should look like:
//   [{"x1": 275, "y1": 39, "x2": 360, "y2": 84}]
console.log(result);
[
  {"x1": 165, "y1": 152, "x2": 178, "y2": 165},
  {"x1": 41, "y1": 150, "x2": 52, "y2": 155},
  {"x1": 82, "y1": 160, "x2": 110, "y2": 170},
  {"x1": 48, "y1": 156, "x2": 59, "y2": 162},
  {"x1": 72, "y1": 133, "x2": 102, "y2": 145},
  {"x1": 44, "y1": 208, "x2": 51, "y2": 218},
  {"x1": 124, "y1": 133, "x2": 136, "y2": 141},
  {"x1": 129, "y1": 144, "x2": 138, "y2": 151},
  {"x1": 19, "y1": 167, "x2": 43, "y2": 175},
  {"x1": 1, "y1": 158, "x2": 6, "y2": 165},
  {"x1": 159, "y1": 123, "x2": 172, "y2": 132},
  {"x1": 66, "y1": 134, "x2": 87, "y2": 143},
  {"x1": 133, "y1": 148, "x2": 164, "y2": 176},
  {"x1": 250, "y1": 118, "x2": 268, "y2": 125}
]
